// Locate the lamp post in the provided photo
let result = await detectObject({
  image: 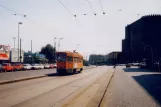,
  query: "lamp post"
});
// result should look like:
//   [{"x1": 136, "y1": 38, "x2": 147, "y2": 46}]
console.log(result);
[
  {"x1": 58, "y1": 38, "x2": 63, "y2": 52},
  {"x1": 18, "y1": 22, "x2": 22, "y2": 62},
  {"x1": 20, "y1": 38, "x2": 22, "y2": 63}
]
